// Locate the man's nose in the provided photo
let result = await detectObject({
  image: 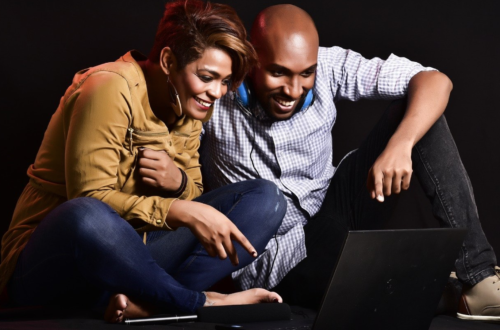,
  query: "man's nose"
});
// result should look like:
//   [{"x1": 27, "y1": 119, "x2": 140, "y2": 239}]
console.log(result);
[{"x1": 283, "y1": 77, "x2": 302, "y2": 99}]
